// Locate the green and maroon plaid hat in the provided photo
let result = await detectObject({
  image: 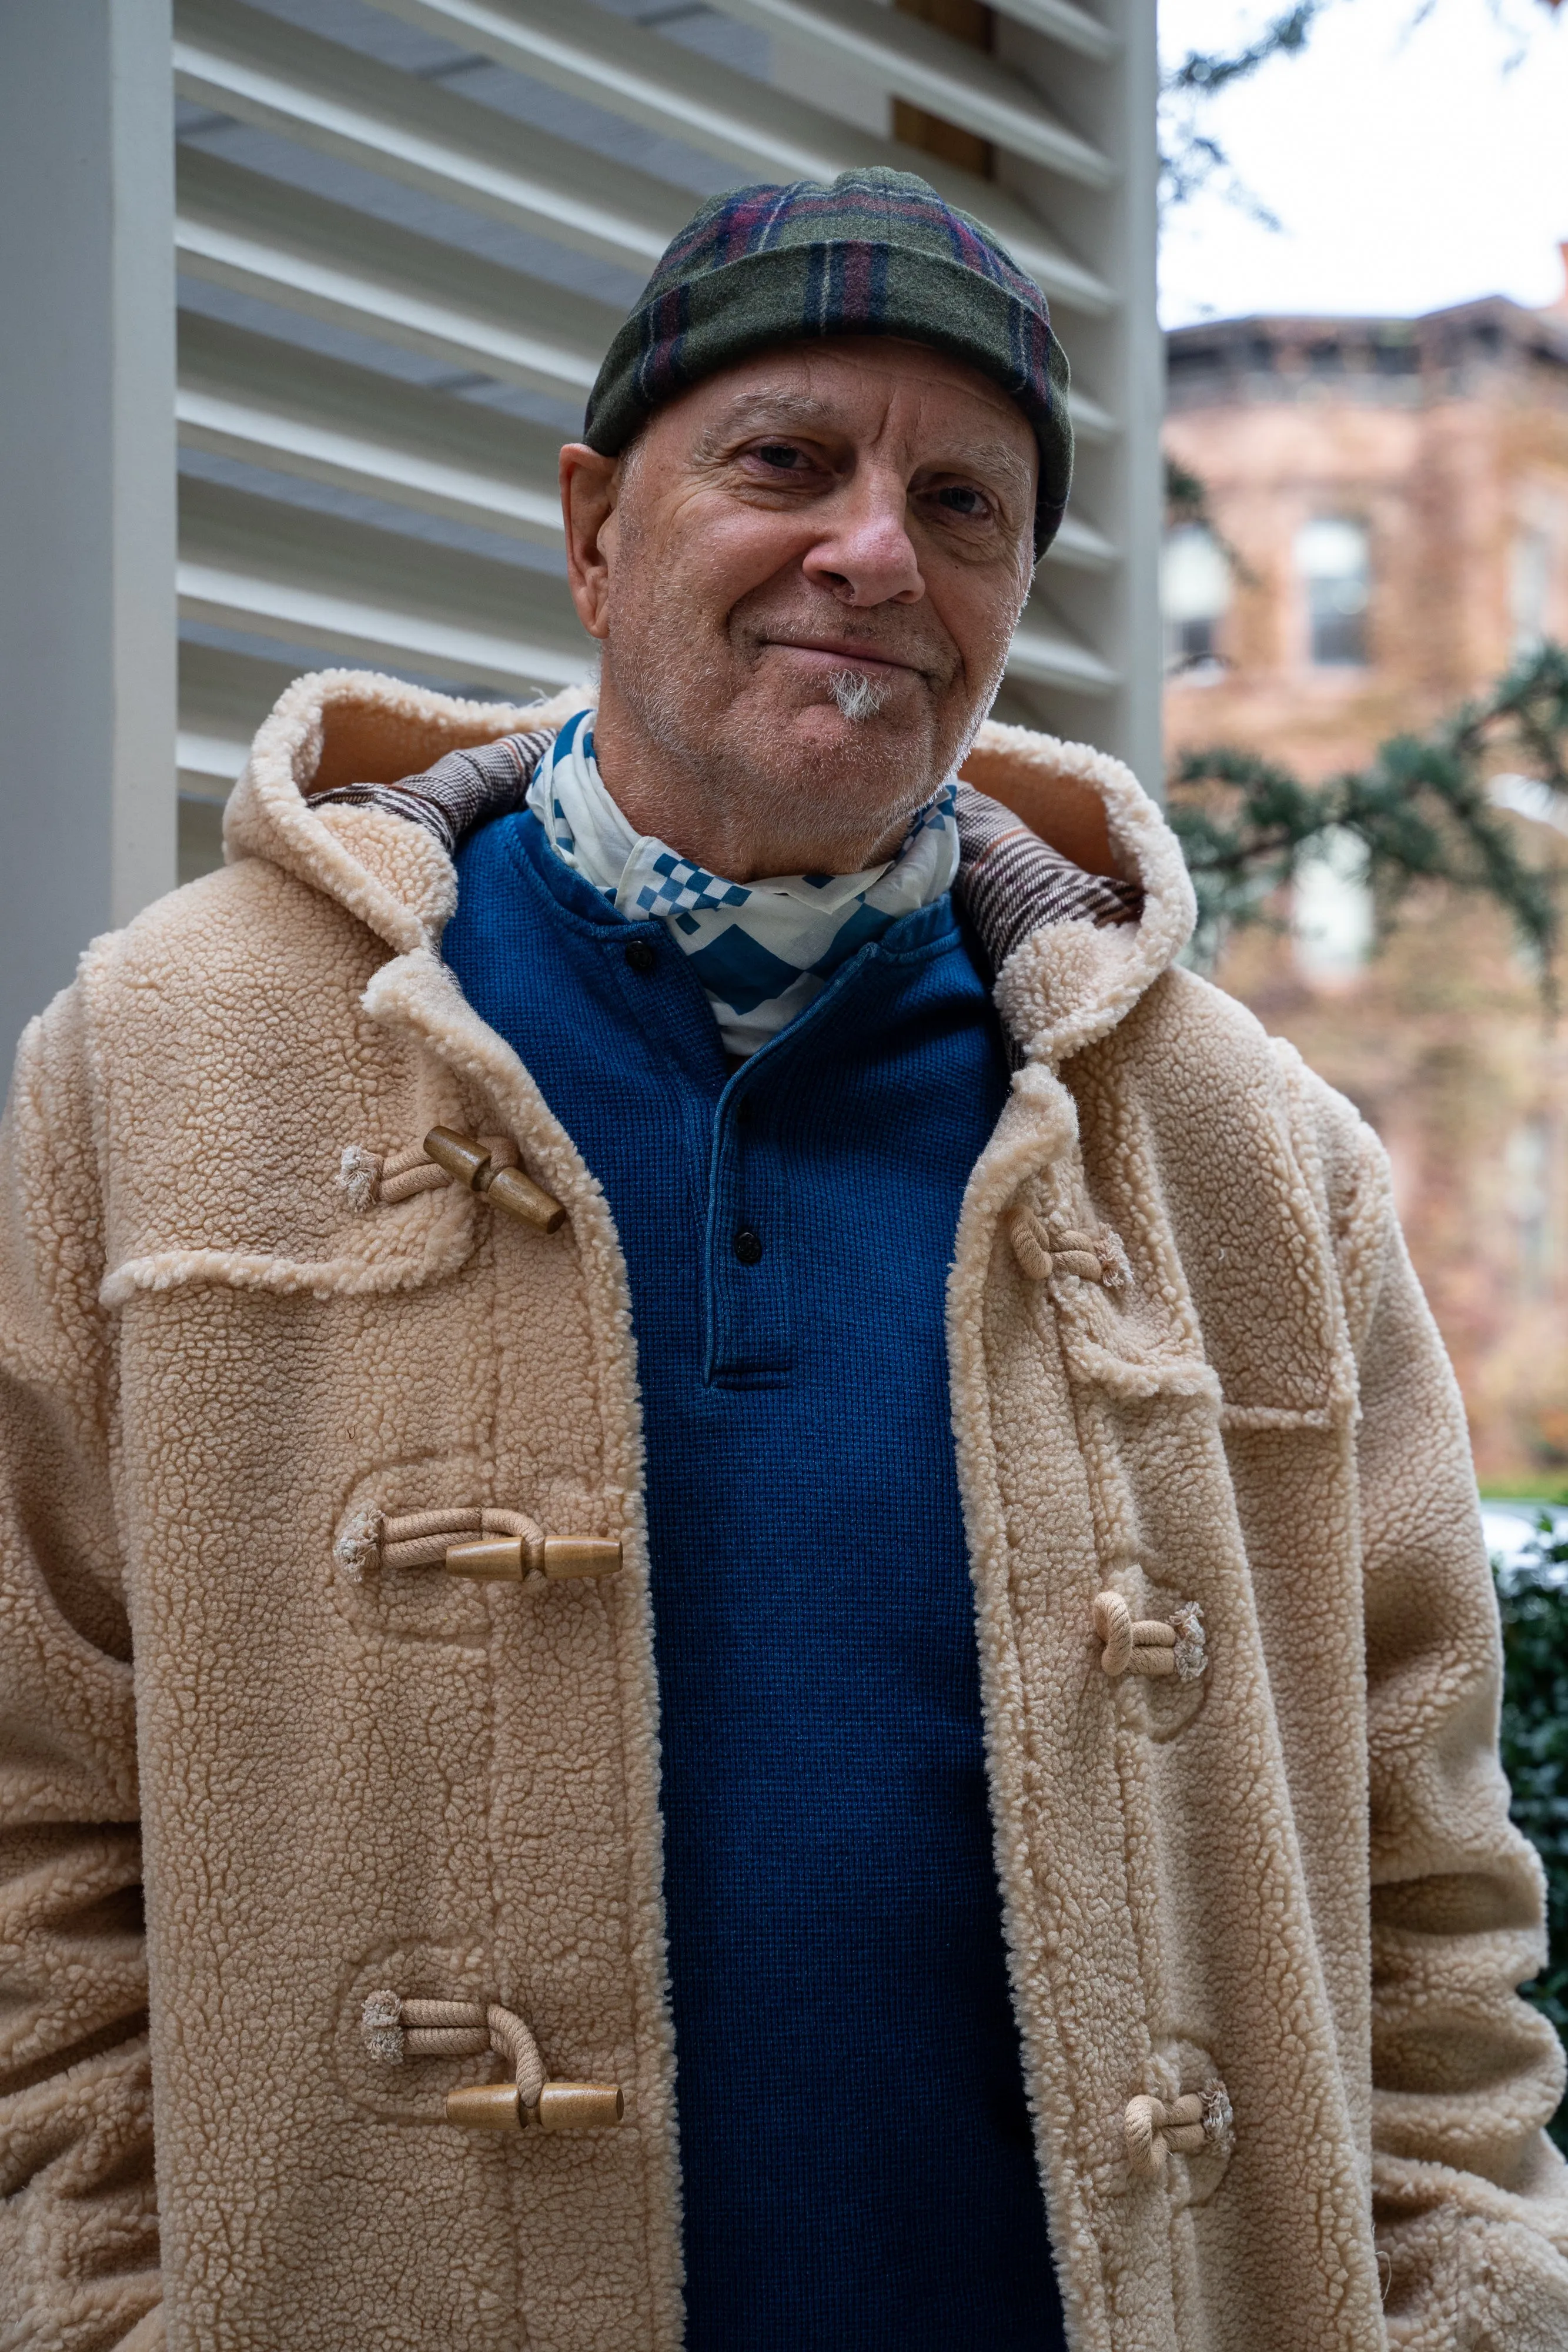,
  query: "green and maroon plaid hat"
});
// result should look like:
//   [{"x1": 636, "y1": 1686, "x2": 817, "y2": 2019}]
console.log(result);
[{"x1": 583, "y1": 166, "x2": 1072, "y2": 558}]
